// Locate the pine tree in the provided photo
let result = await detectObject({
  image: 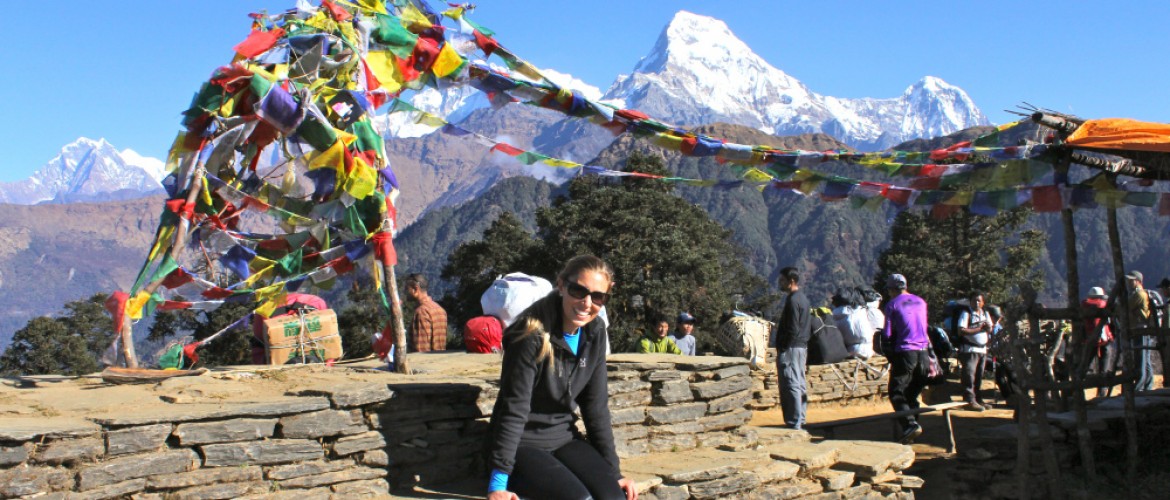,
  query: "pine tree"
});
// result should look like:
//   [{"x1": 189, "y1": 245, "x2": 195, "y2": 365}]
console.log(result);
[
  {"x1": 440, "y1": 211, "x2": 552, "y2": 330},
  {"x1": 0, "y1": 317, "x2": 99, "y2": 376},
  {"x1": 876, "y1": 206, "x2": 1045, "y2": 322},
  {"x1": 534, "y1": 152, "x2": 765, "y2": 352}
]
